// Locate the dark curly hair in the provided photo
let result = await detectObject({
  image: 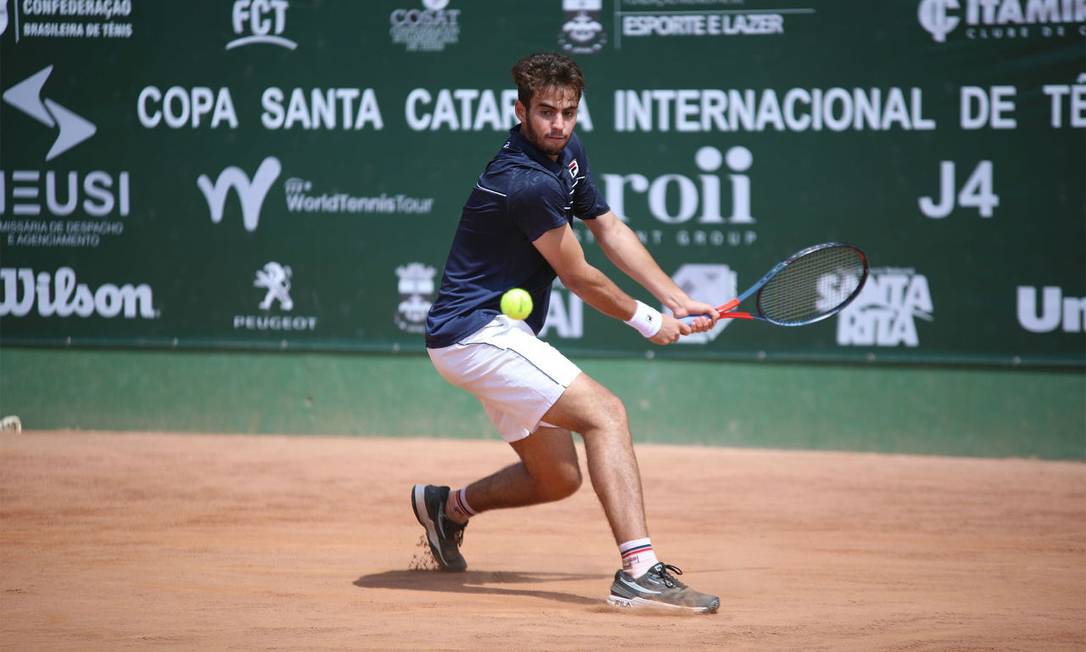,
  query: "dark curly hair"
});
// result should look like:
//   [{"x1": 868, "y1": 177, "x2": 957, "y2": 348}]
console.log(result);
[{"x1": 511, "y1": 52, "x2": 585, "y2": 107}]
